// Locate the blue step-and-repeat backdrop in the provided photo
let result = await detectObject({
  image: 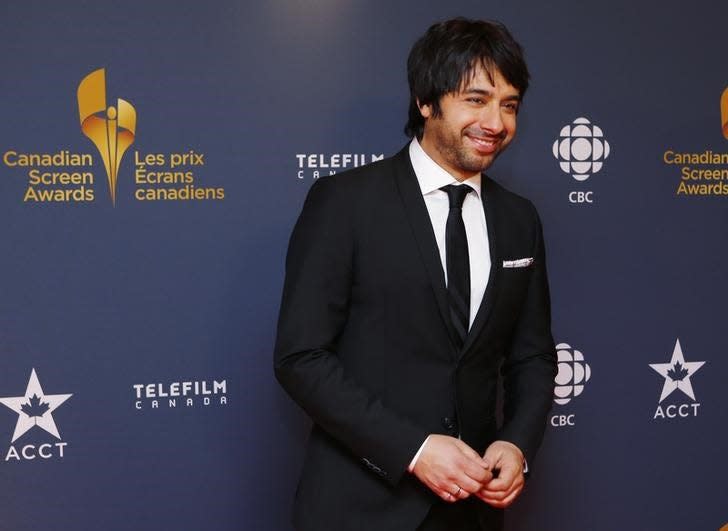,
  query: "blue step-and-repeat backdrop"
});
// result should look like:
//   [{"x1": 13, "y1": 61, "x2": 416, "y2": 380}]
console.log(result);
[{"x1": 1, "y1": 1, "x2": 726, "y2": 530}]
